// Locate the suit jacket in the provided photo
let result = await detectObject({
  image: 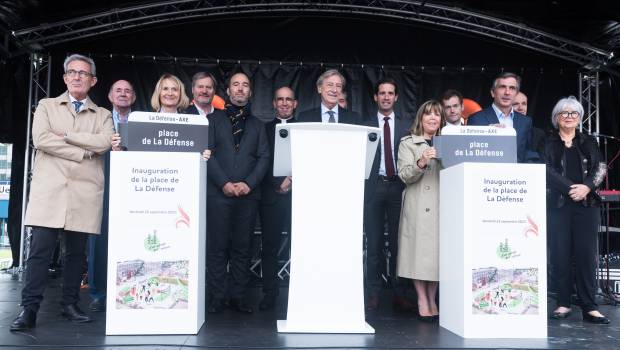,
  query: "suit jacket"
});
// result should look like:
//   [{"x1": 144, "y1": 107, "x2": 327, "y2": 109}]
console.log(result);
[
  {"x1": 467, "y1": 106, "x2": 532, "y2": 163},
  {"x1": 363, "y1": 112, "x2": 410, "y2": 203},
  {"x1": 184, "y1": 104, "x2": 214, "y2": 116},
  {"x1": 207, "y1": 109, "x2": 270, "y2": 200},
  {"x1": 296, "y1": 105, "x2": 362, "y2": 125},
  {"x1": 261, "y1": 117, "x2": 295, "y2": 204}
]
